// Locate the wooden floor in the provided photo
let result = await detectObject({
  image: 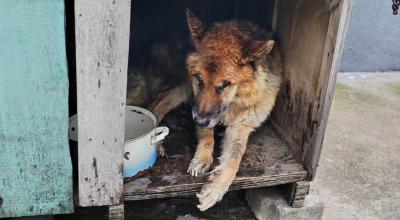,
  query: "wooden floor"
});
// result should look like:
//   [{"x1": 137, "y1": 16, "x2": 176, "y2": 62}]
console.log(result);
[{"x1": 123, "y1": 106, "x2": 308, "y2": 201}]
